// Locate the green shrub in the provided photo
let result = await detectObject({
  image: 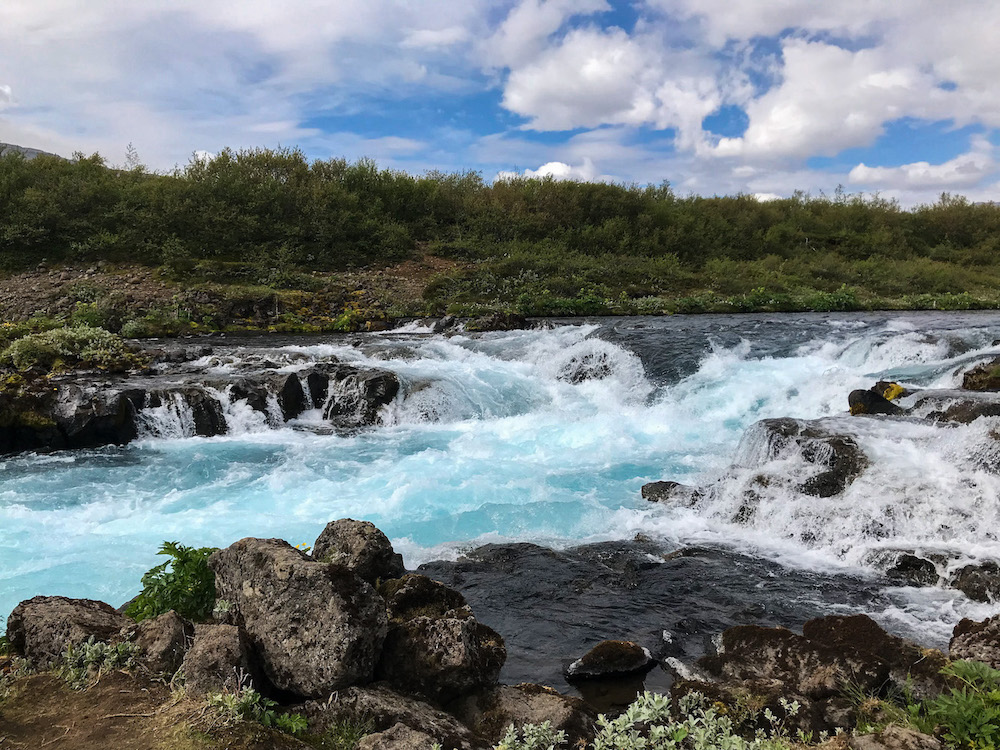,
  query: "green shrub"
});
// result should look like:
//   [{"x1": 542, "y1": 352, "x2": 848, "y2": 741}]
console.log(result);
[
  {"x1": 0, "y1": 325, "x2": 143, "y2": 372},
  {"x1": 910, "y1": 660, "x2": 1000, "y2": 749},
  {"x1": 59, "y1": 636, "x2": 138, "y2": 689},
  {"x1": 208, "y1": 683, "x2": 308, "y2": 735},
  {"x1": 125, "y1": 541, "x2": 217, "y2": 623}
]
